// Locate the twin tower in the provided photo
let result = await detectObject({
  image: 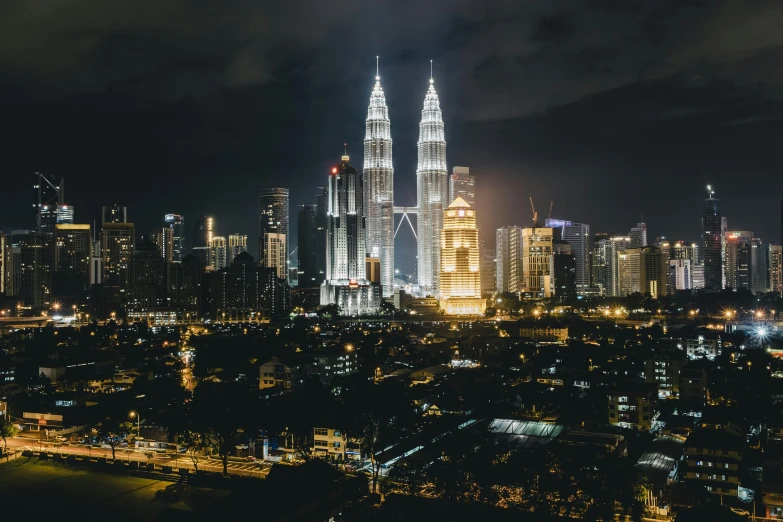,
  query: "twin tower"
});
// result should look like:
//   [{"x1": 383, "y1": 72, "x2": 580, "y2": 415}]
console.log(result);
[{"x1": 364, "y1": 61, "x2": 448, "y2": 299}]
